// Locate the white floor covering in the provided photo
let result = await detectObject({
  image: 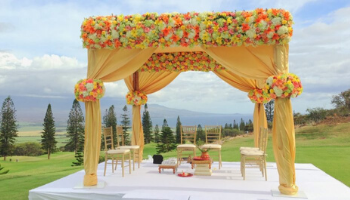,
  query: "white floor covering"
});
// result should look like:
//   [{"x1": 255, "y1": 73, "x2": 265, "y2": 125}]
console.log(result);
[{"x1": 29, "y1": 160, "x2": 350, "y2": 200}]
